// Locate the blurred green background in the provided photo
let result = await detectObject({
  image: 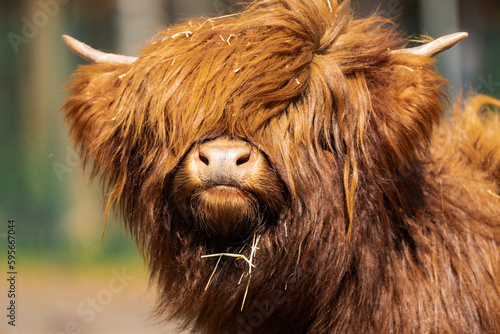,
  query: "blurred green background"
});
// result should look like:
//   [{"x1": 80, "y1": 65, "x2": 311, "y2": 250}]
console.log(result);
[{"x1": 0, "y1": 0, "x2": 499, "y2": 333}]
